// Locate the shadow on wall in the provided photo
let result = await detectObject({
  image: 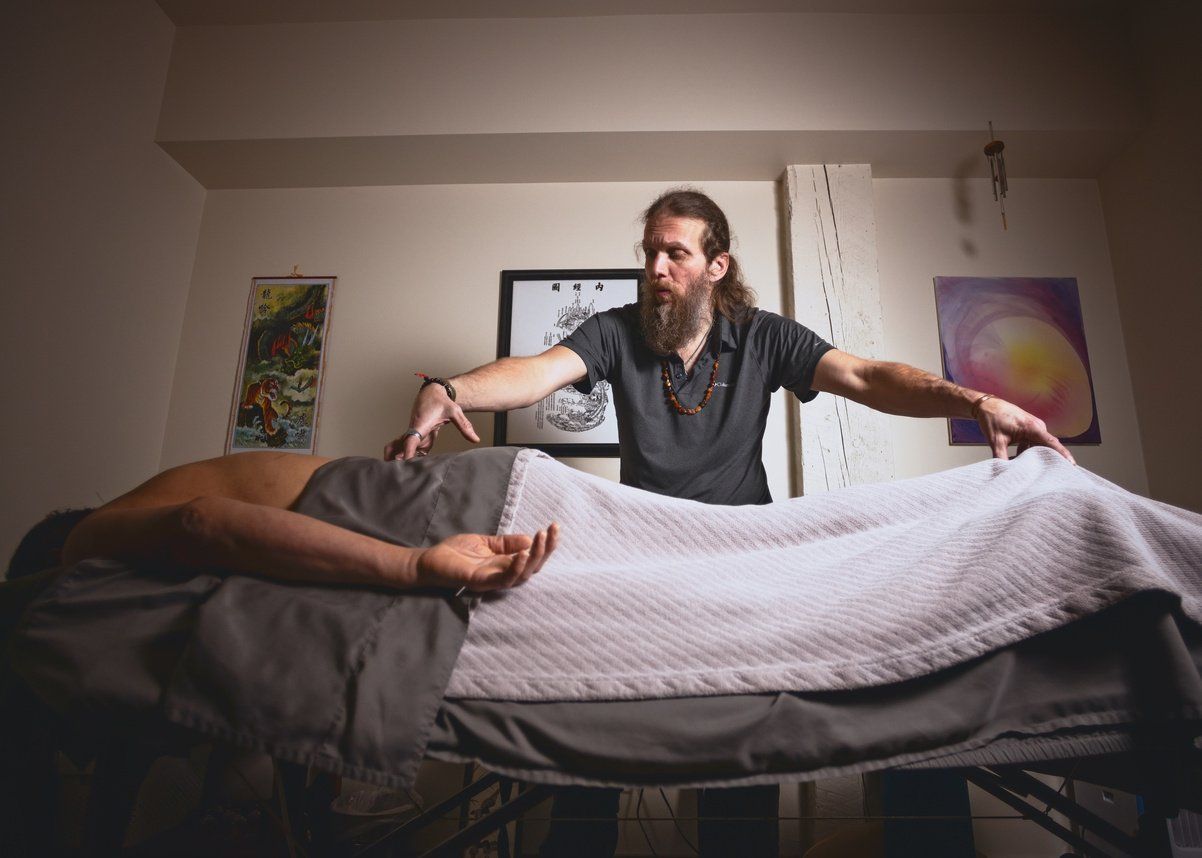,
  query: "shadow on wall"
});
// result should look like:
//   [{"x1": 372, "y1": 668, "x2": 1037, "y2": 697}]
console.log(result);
[{"x1": 952, "y1": 154, "x2": 980, "y2": 258}]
